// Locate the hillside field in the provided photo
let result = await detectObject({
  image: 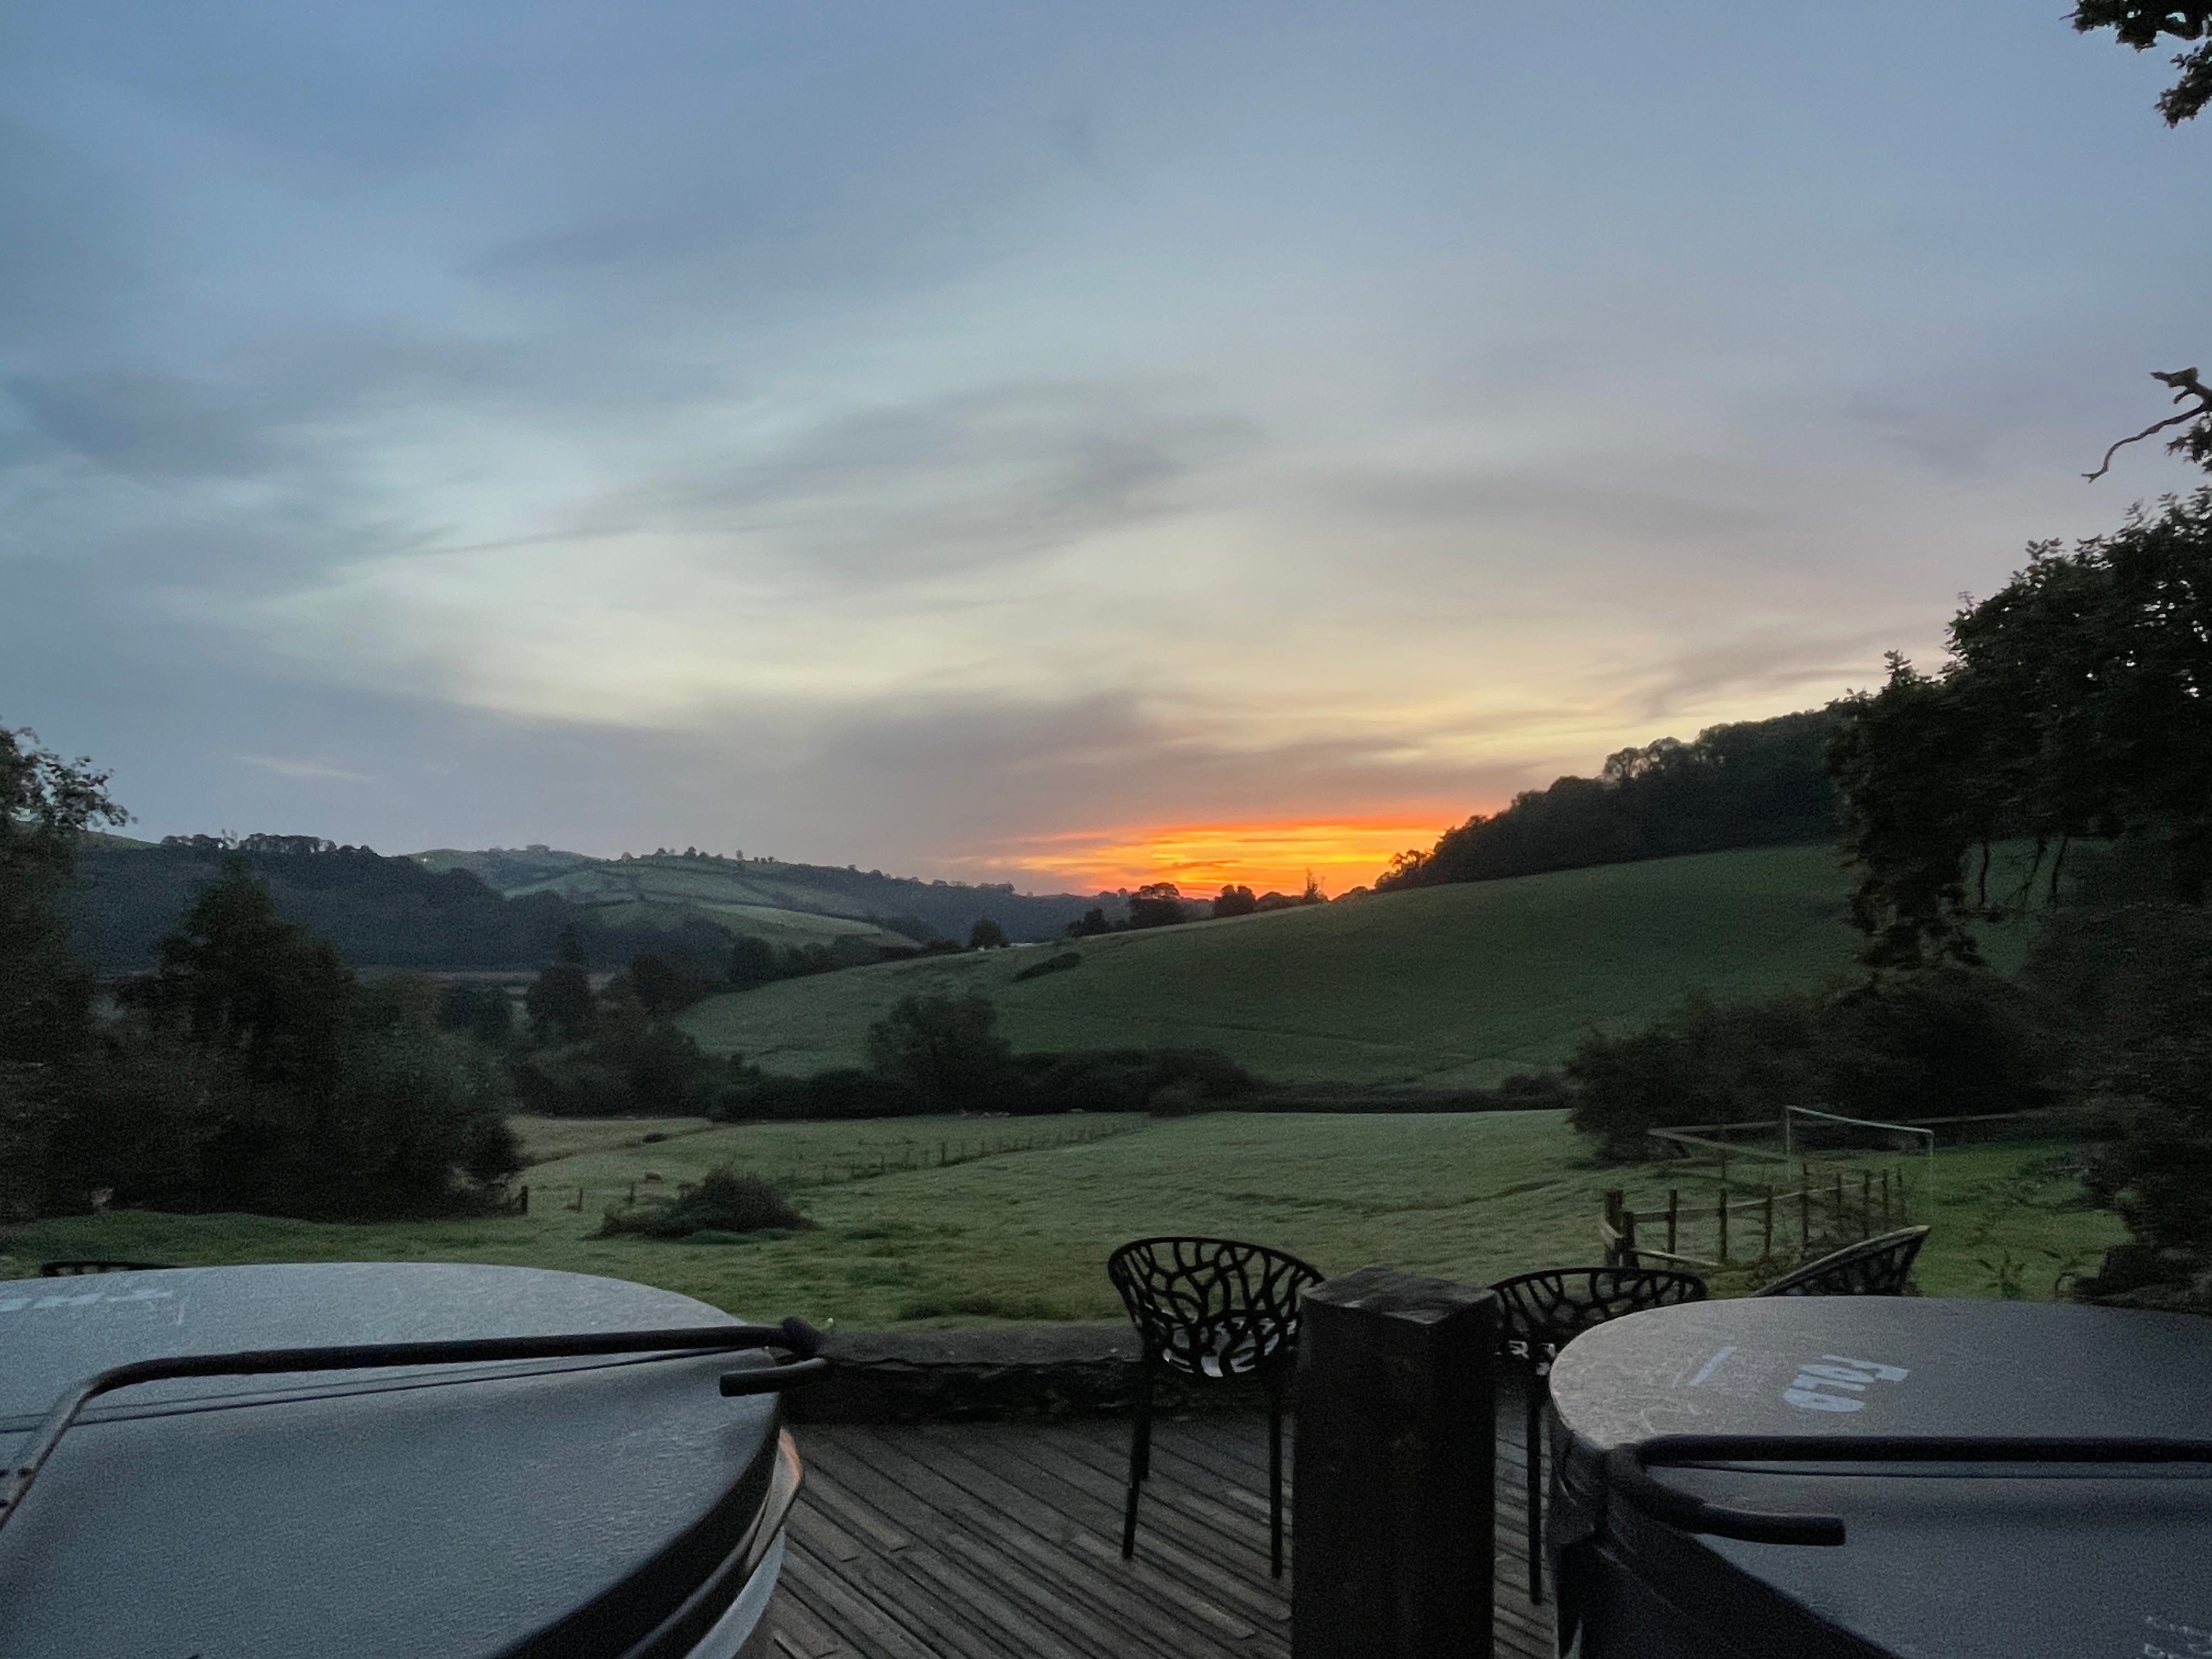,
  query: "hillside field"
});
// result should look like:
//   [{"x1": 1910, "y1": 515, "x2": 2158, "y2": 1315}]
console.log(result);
[
  {"x1": 682, "y1": 845, "x2": 1967, "y2": 1088},
  {"x1": 2, "y1": 1112, "x2": 2118, "y2": 1328}
]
